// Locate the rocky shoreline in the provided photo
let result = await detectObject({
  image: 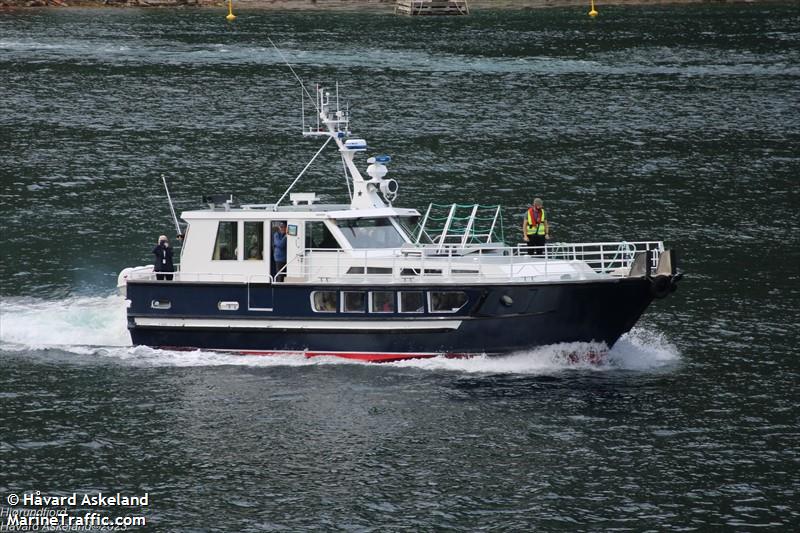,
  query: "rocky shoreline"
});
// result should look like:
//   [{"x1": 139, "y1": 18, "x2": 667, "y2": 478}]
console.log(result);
[{"x1": 0, "y1": 0, "x2": 768, "y2": 10}]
